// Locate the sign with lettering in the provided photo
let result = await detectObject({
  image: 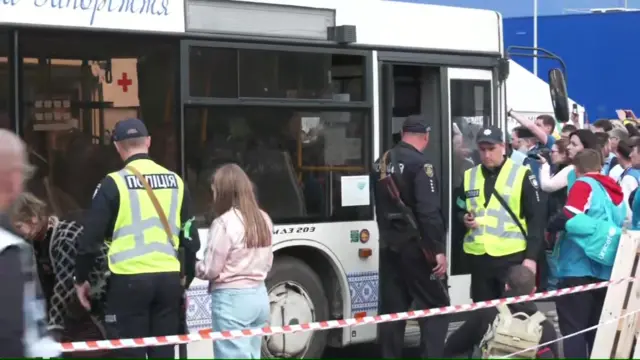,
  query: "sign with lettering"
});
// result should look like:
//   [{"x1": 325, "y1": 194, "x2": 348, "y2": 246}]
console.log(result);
[{"x1": 0, "y1": 0, "x2": 185, "y2": 33}]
